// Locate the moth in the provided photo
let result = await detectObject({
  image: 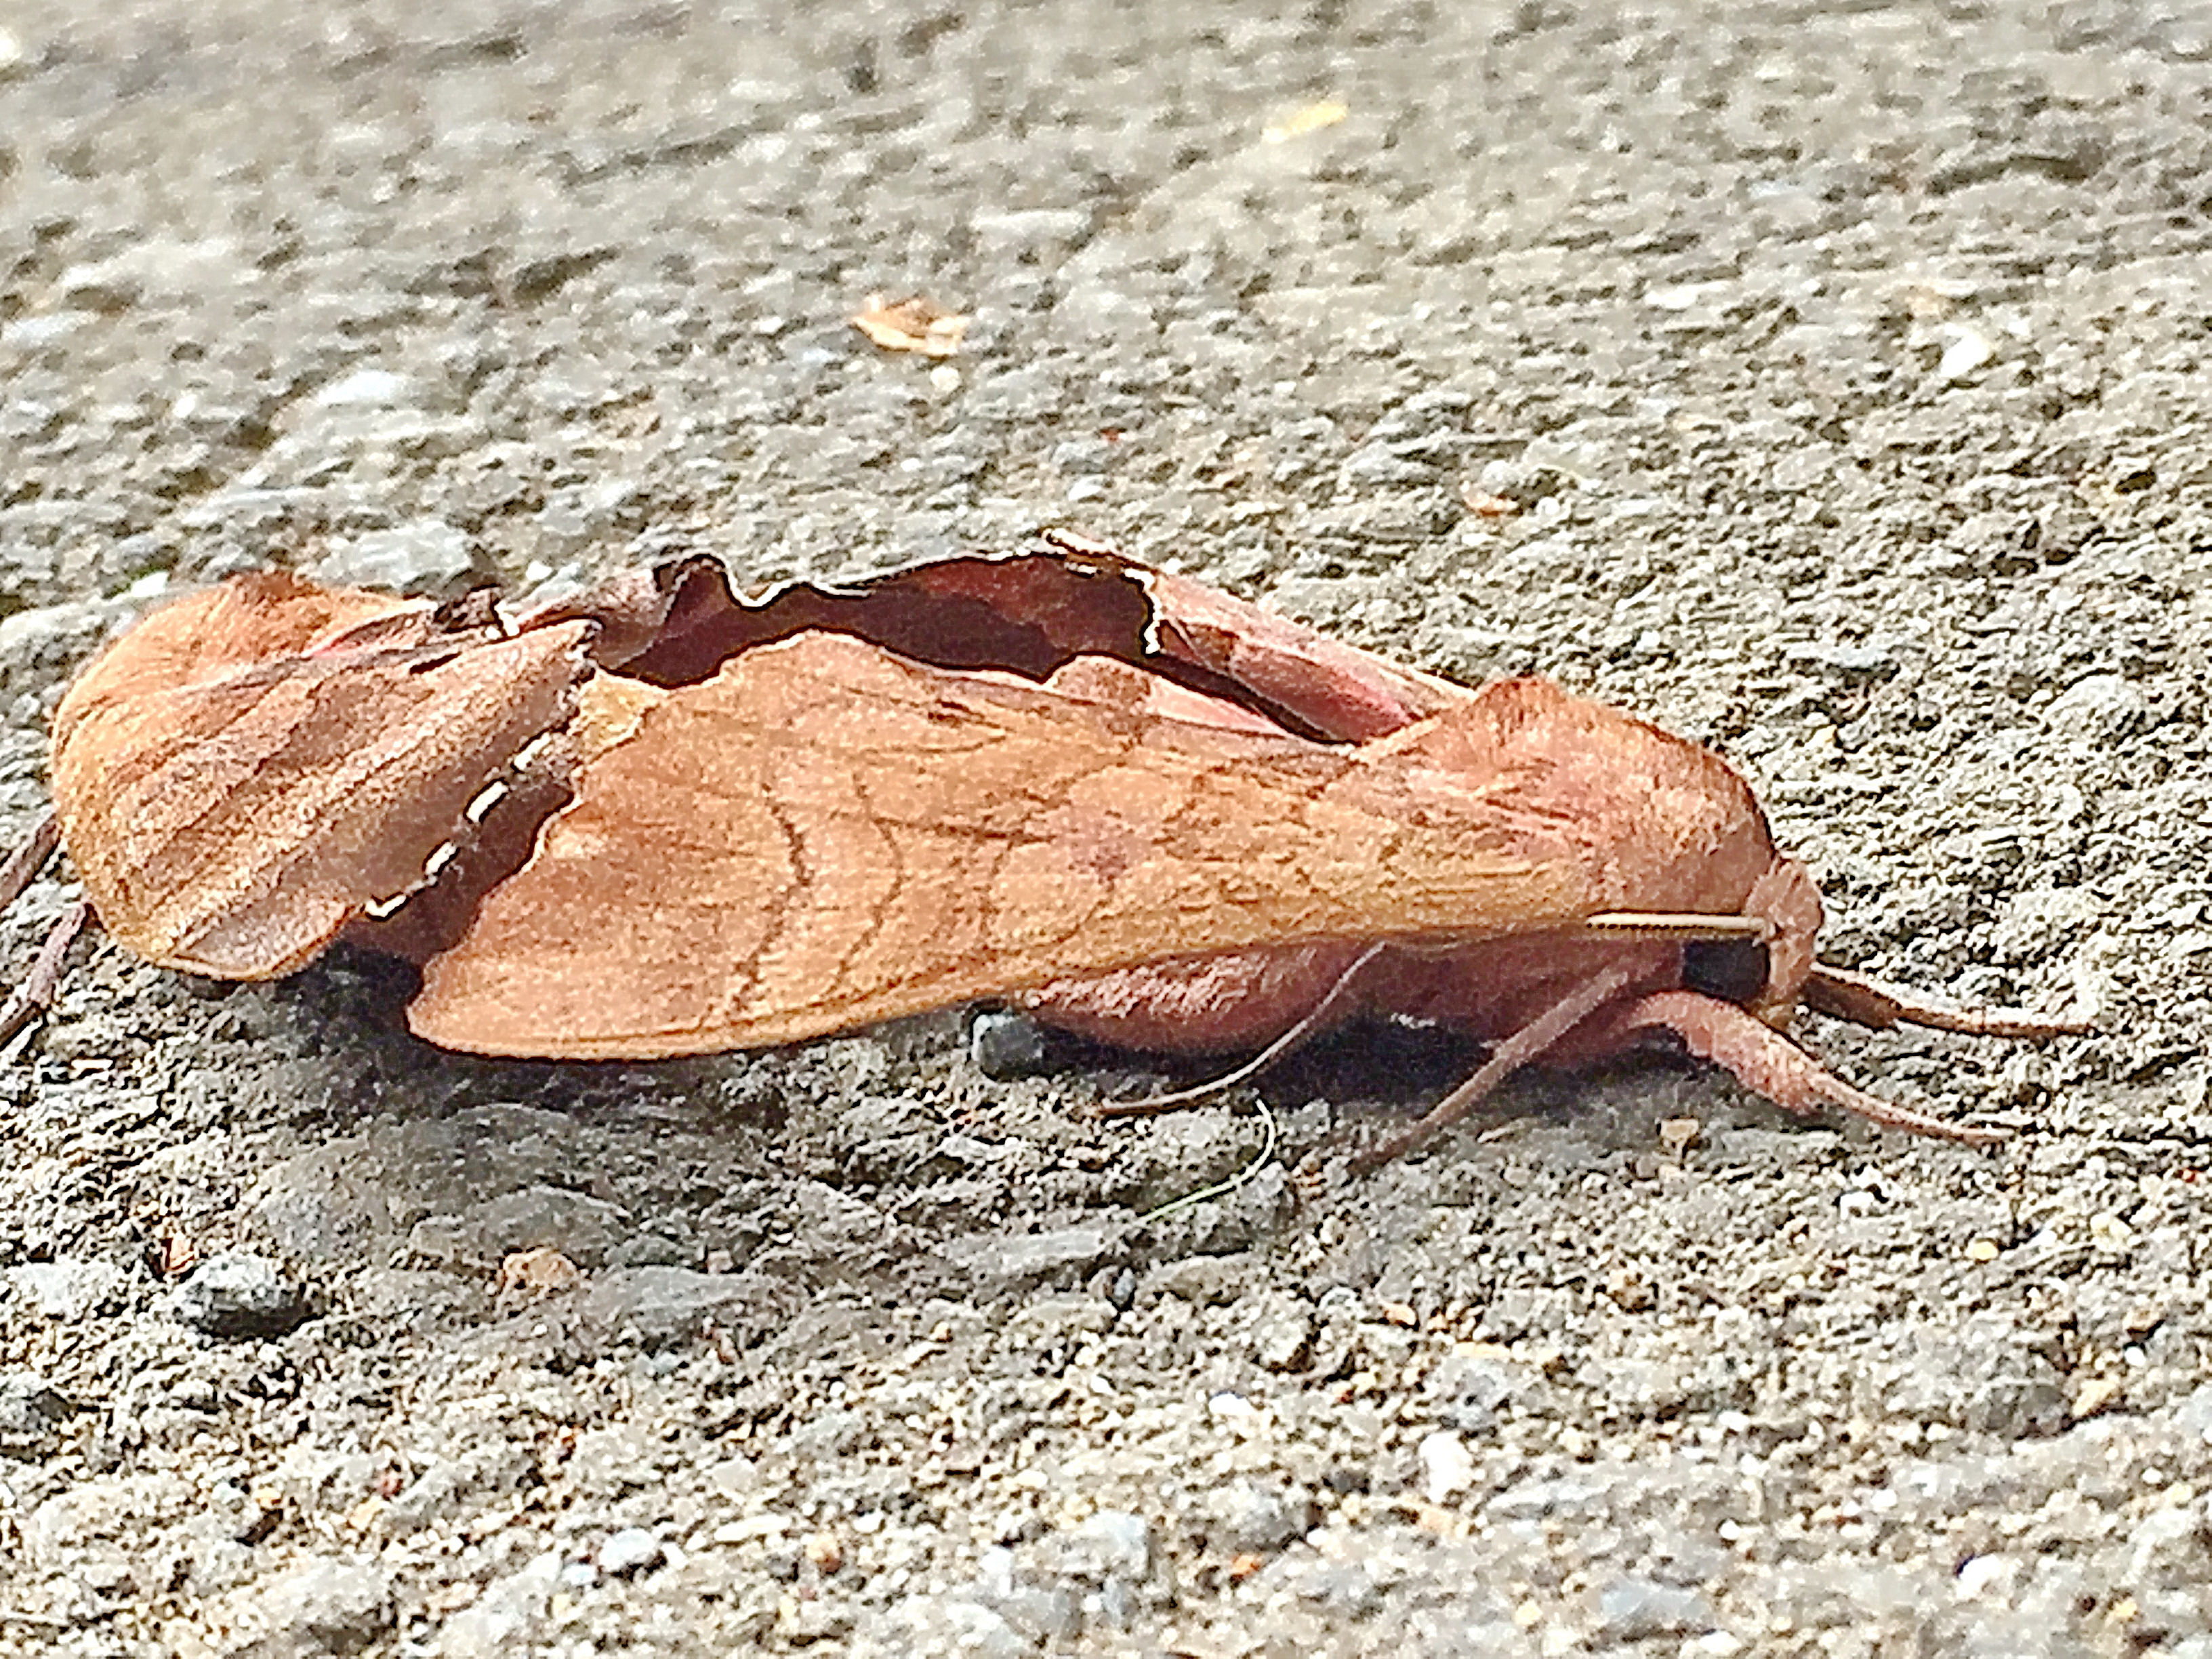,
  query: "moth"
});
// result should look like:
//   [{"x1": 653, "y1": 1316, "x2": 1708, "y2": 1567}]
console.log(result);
[{"x1": 34, "y1": 537, "x2": 2083, "y2": 1161}]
